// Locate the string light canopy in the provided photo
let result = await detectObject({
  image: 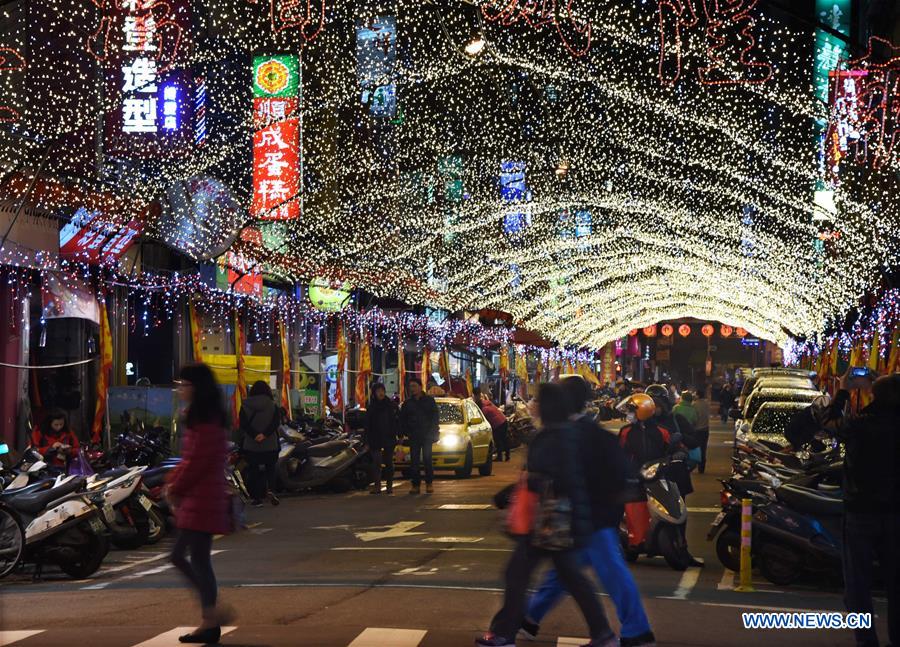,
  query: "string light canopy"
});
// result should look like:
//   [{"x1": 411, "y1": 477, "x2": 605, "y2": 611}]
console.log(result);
[{"x1": 1, "y1": 0, "x2": 898, "y2": 351}]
